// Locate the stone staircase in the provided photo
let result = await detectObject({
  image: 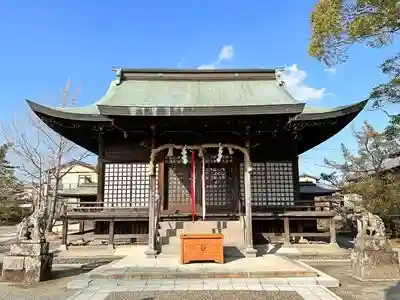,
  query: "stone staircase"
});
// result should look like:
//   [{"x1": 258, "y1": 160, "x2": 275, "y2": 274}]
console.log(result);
[{"x1": 157, "y1": 220, "x2": 245, "y2": 256}]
